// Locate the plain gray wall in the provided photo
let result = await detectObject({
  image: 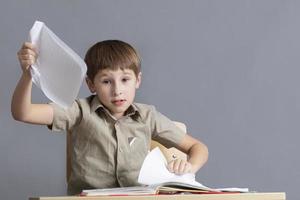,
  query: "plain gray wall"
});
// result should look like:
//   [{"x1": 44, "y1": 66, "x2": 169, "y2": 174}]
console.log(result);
[{"x1": 1, "y1": 0, "x2": 299, "y2": 199}]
